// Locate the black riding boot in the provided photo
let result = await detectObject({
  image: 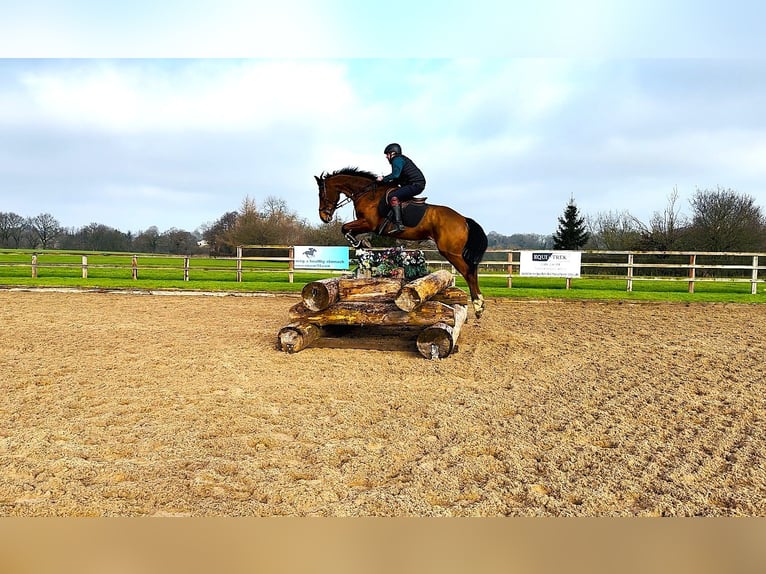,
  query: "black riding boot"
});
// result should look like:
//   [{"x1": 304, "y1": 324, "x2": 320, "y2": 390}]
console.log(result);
[{"x1": 390, "y1": 203, "x2": 405, "y2": 234}]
